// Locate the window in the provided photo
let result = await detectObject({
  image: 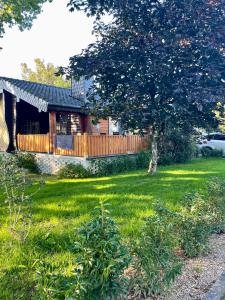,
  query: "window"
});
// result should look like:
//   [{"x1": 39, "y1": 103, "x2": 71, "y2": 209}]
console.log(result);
[
  {"x1": 56, "y1": 113, "x2": 81, "y2": 135},
  {"x1": 213, "y1": 134, "x2": 225, "y2": 141}
]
